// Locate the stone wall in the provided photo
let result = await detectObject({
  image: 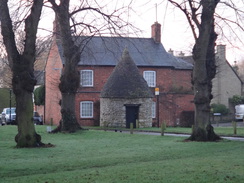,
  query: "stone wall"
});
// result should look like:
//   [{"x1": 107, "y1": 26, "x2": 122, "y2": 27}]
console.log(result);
[{"x1": 100, "y1": 98, "x2": 152, "y2": 128}]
